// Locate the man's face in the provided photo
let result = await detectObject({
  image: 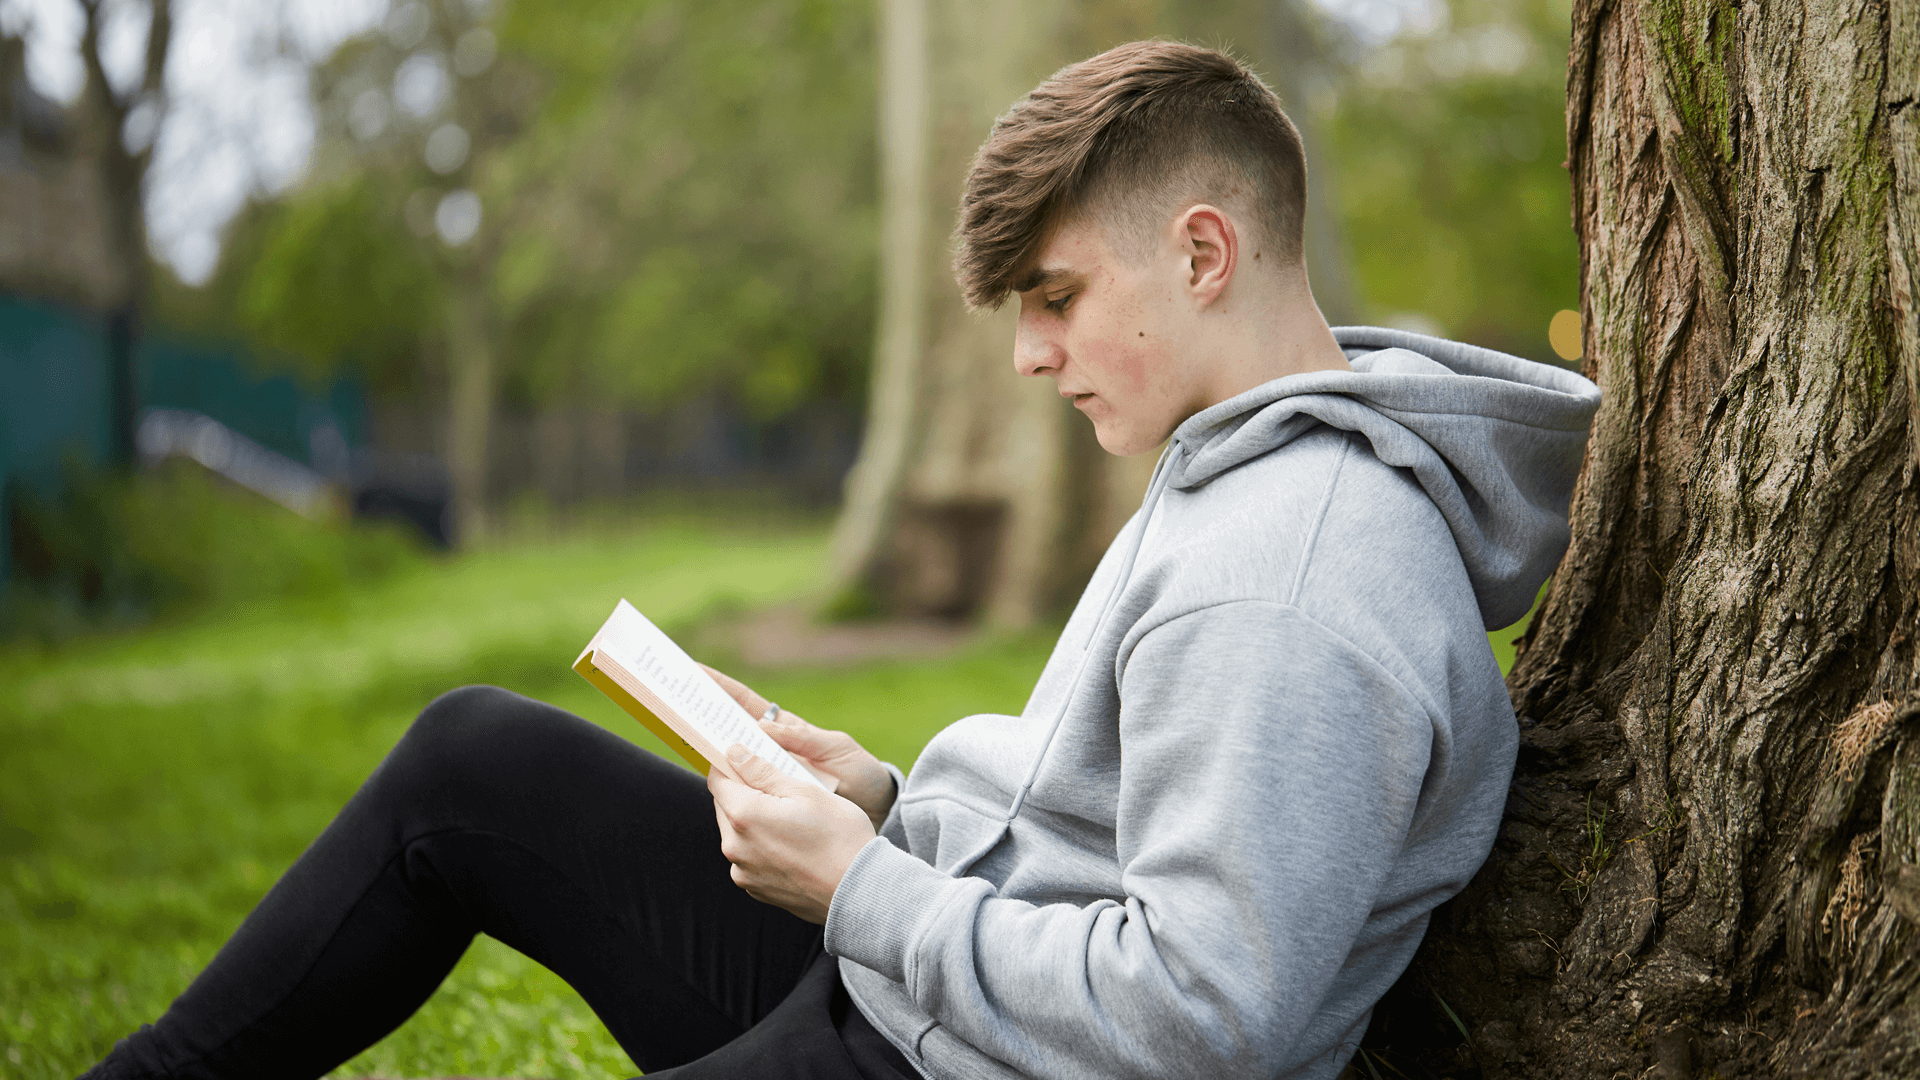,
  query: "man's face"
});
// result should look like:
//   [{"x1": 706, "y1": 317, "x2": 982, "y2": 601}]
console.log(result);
[{"x1": 1013, "y1": 216, "x2": 1206, "y2": 456}]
